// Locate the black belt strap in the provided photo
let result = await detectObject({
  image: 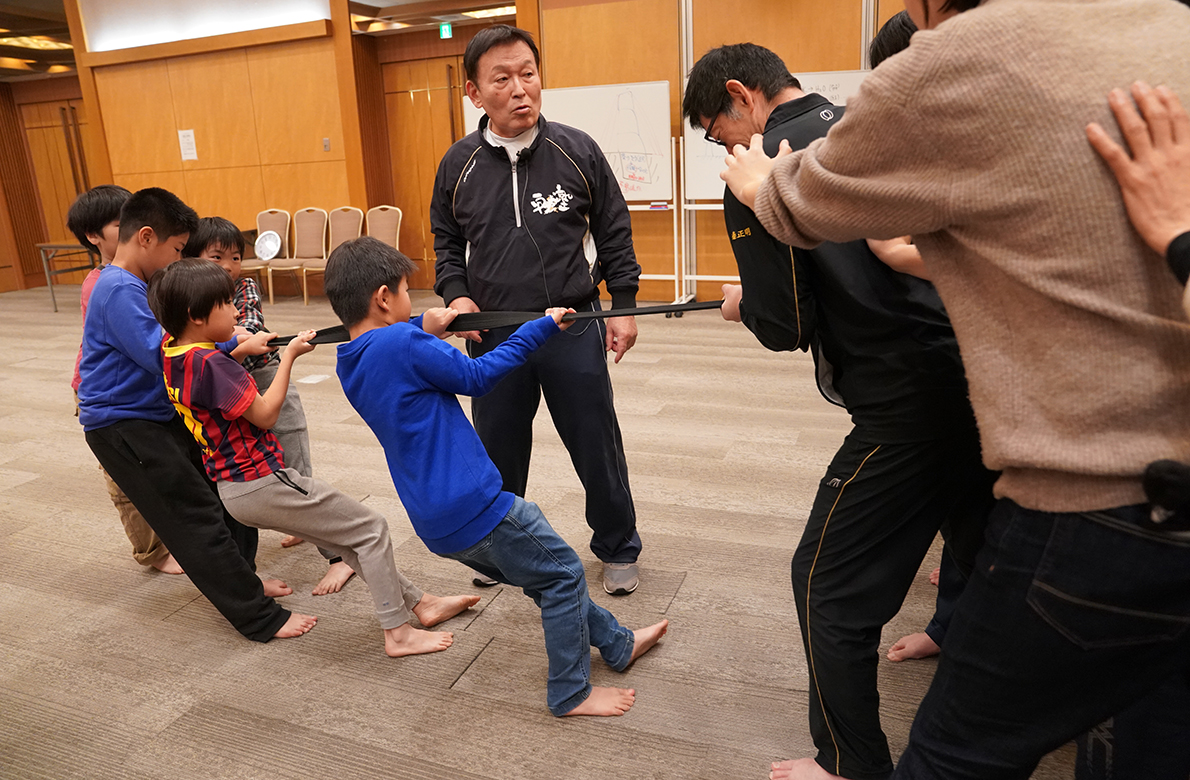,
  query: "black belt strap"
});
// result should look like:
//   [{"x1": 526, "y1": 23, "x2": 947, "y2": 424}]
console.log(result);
[{"x1": 266, "y1": 300, "x2": 723, "y2": 347}]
